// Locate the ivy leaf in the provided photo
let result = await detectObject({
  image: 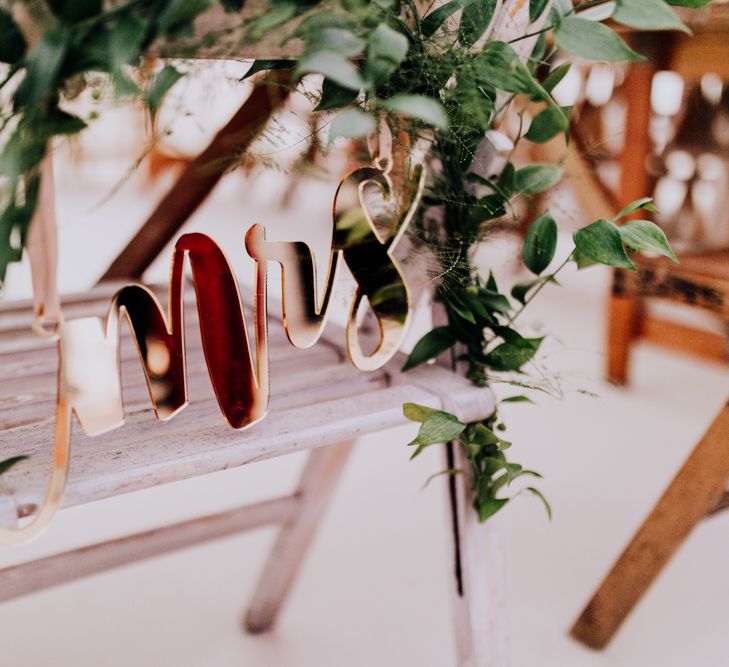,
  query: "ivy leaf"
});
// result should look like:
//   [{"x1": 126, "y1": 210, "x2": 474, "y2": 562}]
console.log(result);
[
  {"x1": 147, "y1": 65, "x2": 183, "y2": 118},
  {"x1": 14, "y1": 26, "x2": 70, "y2": 107},
  {"x1": 666, "y1": 0, "x2": 711, "y2": 6},
  {"x1": 542, "y1": 64, "x2": 571, "y2": 95},
  {"x1": 612, "y1": 196, "x2": 659, "y2": 222},
  {"x1": 157, "y1": 0, "x2": 212, "y2": 34},
  {"x1": 577, "y1": 2, "x2": 617, "y2": 21},
  {"x1": 422, "y1": 0, "x2": 476, "y2": 38},
  {"x1": 221, "y1": 0, "x2": 246, "y2": 10},
  {"x1": 525, "y1": 106, "x2": 571, "y2": 143},
  {"x1": 613, "y1": 0, "x2": 690, "y2": 33},
  {"x1": 402, "y1": 326, "x2": 455, "y2": 371},
  {"x1": 296, "y1": 50, "x2": 366, "y2": 90},
  {"x1": 241, "y1": 59, "x2": 295, "y2": 80},
  {"x1": 382, "y1": 94, "x2": 448, "y2": 129},
  {"x1": 619, "y1": 220, "x2": 678, "y2": 262},
  {"x1": 364, "y1": 23, "x2": 409, "y2": 86},
  {"x1": 328, "y1": 108, "x2": 376, "y2": 140},
  {"x1": 554, "y1": 17, "x2": 644, "y2": 62},
  {"x1": 530, "y1": 0, "x2": 551, "y2": 22},
  {"x1": 316, "y1": 28, "x2": 366, "y2": 57},
  {"x1": 316, "y1": 78, "x2": 359, "y2": 111},
  {"x1": 525, "y1": 486, "x2": 552, "y2": 519},
  {"x1": 511, "y1": 278, "x2": 540, "y2": 304},
  {"x1": 408, "y1": 410, "x2": 467, "y2": 458},
  {"x1": 0, "y1": 455, "x2": 28, "y2": 477},
  {"x1": 486, "y1": 338, "x2": 543, "y2": 372},
  {"x1": 515, "y1": 164, "x2": 562, "y2": 195},
  {"x1": 523, "y1": 211, "x2": 557, "y2": 275},
  {"x1": 0, "y1": 9, "x2": 26, "y2": 64},
  {"x1": 477, "y1": 497, "x2": 509, "y2": 521},
  {"x1": 403, "y1": 402, "x2": 440, "y2": 422},
  {"x1": 573, "y1": 218, "x2": 635, "y2": 269},
  {"x1": 501, "y1": 395, "x2": 535, "y2": 404},
  {"x1": 458, "y1": 0, "x2": 497, "y2": 48},
  {"x1": 475, "y1": 41, "x2": 545, "y2": 98}
]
